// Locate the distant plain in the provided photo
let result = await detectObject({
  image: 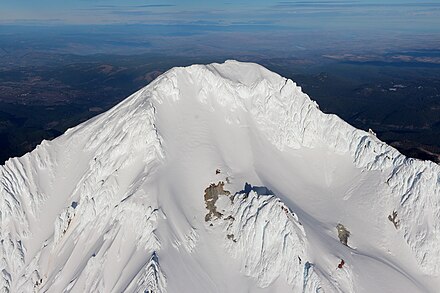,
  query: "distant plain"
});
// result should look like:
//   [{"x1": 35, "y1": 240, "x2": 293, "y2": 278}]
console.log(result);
[{"x1": 0, "y1": 25, "x2": 439, "y2": 164}]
